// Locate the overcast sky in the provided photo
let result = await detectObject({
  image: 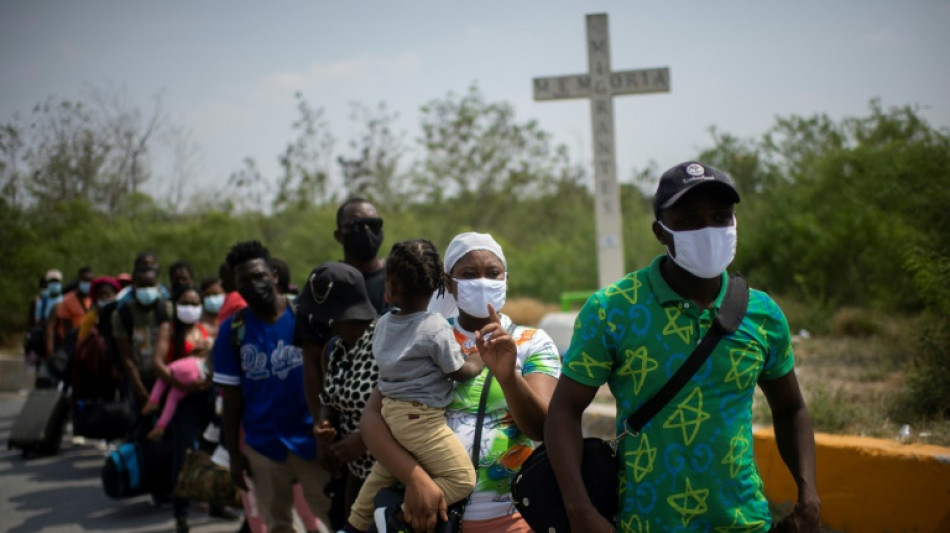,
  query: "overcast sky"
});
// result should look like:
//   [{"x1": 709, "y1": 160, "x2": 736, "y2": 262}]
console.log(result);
[{"x1": 2, "y1": 1, "x2": 948, "y2": 202}]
